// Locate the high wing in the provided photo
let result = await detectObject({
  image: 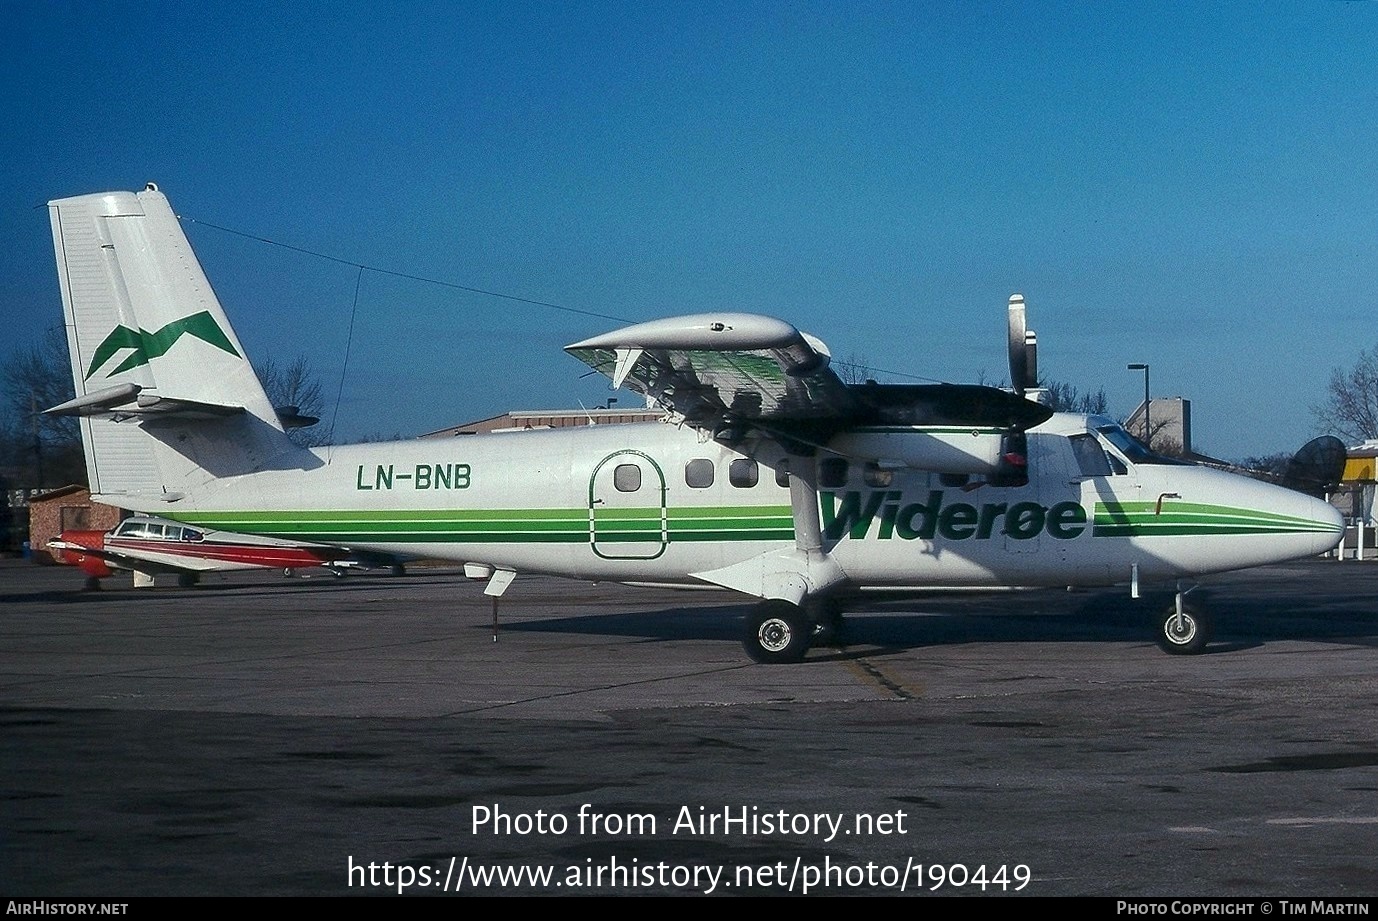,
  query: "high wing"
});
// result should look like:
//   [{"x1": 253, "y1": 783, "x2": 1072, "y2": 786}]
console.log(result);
[{"x1": 565, "y1": 312, "x2": 1051, "y2": 437}]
